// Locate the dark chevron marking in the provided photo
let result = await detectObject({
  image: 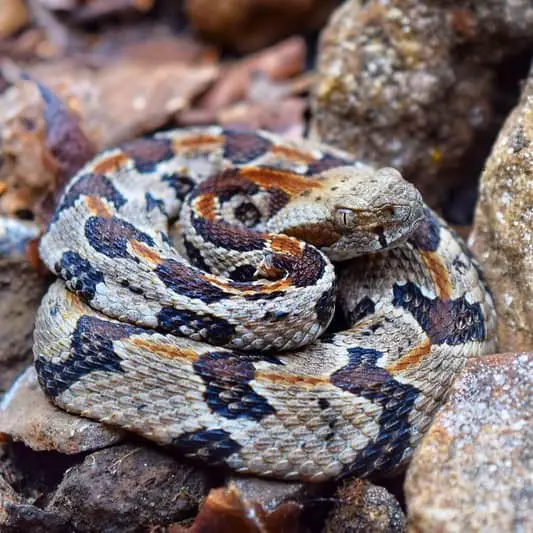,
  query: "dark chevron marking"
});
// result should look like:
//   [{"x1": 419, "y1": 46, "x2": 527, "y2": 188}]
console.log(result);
[
  {"x1": 349, "y1": 296, "x2": 376, "y2": 324},
  {"x1": 35, "y1": 316, "x2": 141, "y2": 397},
  {"x1": 182, "y1": 235, "x2": 210, "y2": 272},
  {"x1": 305, "y1": 153, "x2": 353, "y2": 176},
  {"x1": 120, "y1": 138, "x2": 174, "y2": 173},
  {"x1": 222, "y1": 130, "x2": 272, "y2": 164},
  {"x1": 161, "y1": 173, "x2": 195, "y2": 201},
  {"x1": 56, "y1": 251, "x2": 104, "y2": 301},
  {"x1": 172, "y1": 429, "x2": 242, "y2": 464},
  {"x1": 267, "y1": 188, "x2": 291, "y2": 215},
  {"x1": 85, "y1": 216, "x2": 155, "y2": 259},
  {"x1": 266, "y1": 244, "x2": 327, "y2": 287},
  {"x1": 155, "y1": 259, "x2": 230, "y2": 304},
  {"x1": 392, "y1": 282, "x2": 485, "y2": 344},
  {"x1": 55, "y1": 173, "x2": 126, "y2": 222},
  {"x1": 145, "y1": 192, "x2": 167, "y2": 215},
  {"x1": 157, "y1": 307, "x2": 235, "y2": 345},
  {"x1": 315, "y1": 285, "x2": 336, "y2": 328},
  {"x1": 195, "y1": 169, "x2": 260, "y2": 199},
  {"x1": 194, "y1": 351, "x2": 276, "y2": 421},
  {"x1": 408, "y1": 208, "x2": 441, "y2": 252},
  {"x1": 330, "y1": 346, "x2": 420, "y2": 477},
  {"x1": 191, "y1": 216, "x2": 265, "y2": 252}
]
